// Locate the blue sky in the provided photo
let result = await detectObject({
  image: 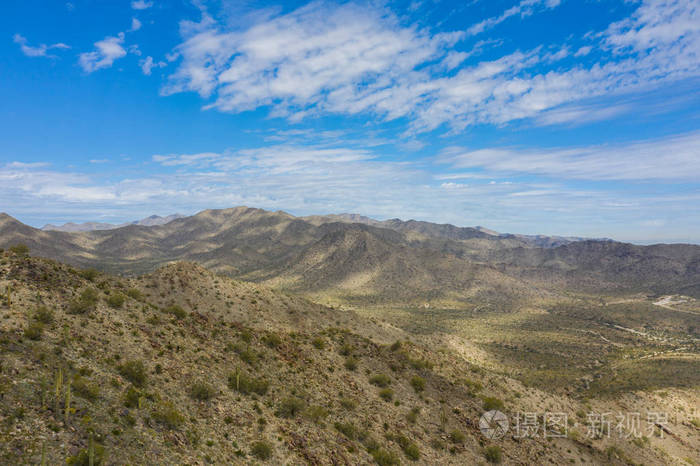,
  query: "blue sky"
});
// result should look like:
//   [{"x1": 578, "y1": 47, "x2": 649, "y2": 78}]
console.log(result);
[{"x1": 1, "y1": 0, "x2": 699, "y2": 243}]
